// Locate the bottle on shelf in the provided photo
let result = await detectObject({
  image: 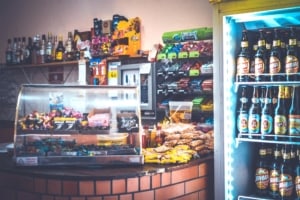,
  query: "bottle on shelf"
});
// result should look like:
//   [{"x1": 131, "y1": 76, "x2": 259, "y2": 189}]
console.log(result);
[
  {"x1": 274, "y1": 85, "x2": 288, "y2": 141},
  {"x1": 45, "y1": 32, "x2": 53, "y2": 63},
  {"x1": 12, "y1": 37, "x2": 18, "y2": 64},
  {"x1": 65, "y1": 31, "x2": 73, "y2": 61},
  {"x1": 260, "y1": 86, "x2": 273, "y2": 140},
  {"x1": 15, "y1": 37, "x2": 22, "y2": 64},
  {"x1": 285, "y1": 27, "x2": 299, "y2": 81},
  {"x1": 20, "y1": 37, "x2": 26, "y2": 64},
  {"x1": 55, "y1": 35, "x2": 65, "y2": 62},
  {"x1": 255, "y1": 143, "x2": 270, "y2": 197},
  {"x1": 24, "y1": 37, "x2": 33, "y2": 64},
  {"x1": 248, "y1": 86, "x2": 261, "y2": 139},
  {"x1": 279, "y1": 145, "x2": 294, "y2": 199},
  {"x1": 5, "y1": 38, "x2": 13, "y2": 65},
  {"x1": 288, "y1": 86, "x2": 300, "y2": 138},
  {"x1": 236, "y1": 86, "x2": 249, "y2": 136},
  {"x1": 254, "y1": 29, "x2": 269, "y2": 82},
  {"x1": 269, "y1": 28, "x2": 285, "y2": 81},
  {"x1": 269, "y1": 144, "x2": 282, "y2": 199},
  {"x1": 236, "y1": 30, "x2": 251, "y2": 82},
  {"x1": 39, "y1": 34, "x2": 46, "y2": 64},
  {"x1": 294, "y1": 153, "x2": 300, "y2": 200}
]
